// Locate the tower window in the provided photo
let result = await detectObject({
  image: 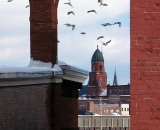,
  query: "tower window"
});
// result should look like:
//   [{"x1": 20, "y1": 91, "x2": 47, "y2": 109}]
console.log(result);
[{"x1": 100, "y1": 65, "x2": 102, "y2": 71}]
